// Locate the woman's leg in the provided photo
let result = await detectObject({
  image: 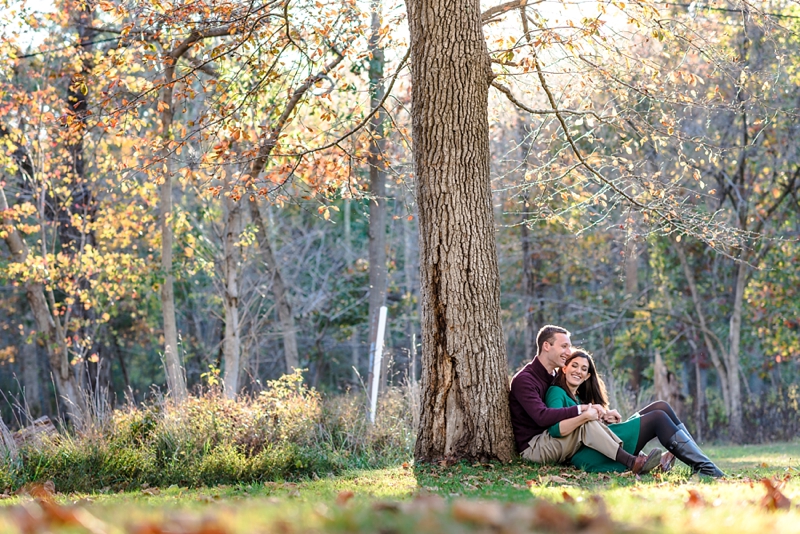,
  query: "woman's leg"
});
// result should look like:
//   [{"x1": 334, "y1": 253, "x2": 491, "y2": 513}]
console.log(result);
[
  {"x1": 635, "y1": 411, "x2": 725, "y2": 477},
  {"x1": 637, "y1": 401, "x2": 681, "y2": 426},
  {"x1": 634, "y1": 411, "x2": 680, "y2": 454}
]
